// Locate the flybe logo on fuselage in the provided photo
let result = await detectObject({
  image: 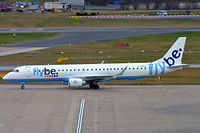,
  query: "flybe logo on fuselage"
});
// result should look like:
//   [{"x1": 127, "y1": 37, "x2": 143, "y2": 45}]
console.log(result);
[
  {"x1": 164, "y1": 48, "x2": 182, "y2": 67},
  {"x1": 149, "y1": 62, "x2": 165, "y2": 76},
  {"x1": 33, "y1": 67, "x2": 58, "y2": 77}
]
